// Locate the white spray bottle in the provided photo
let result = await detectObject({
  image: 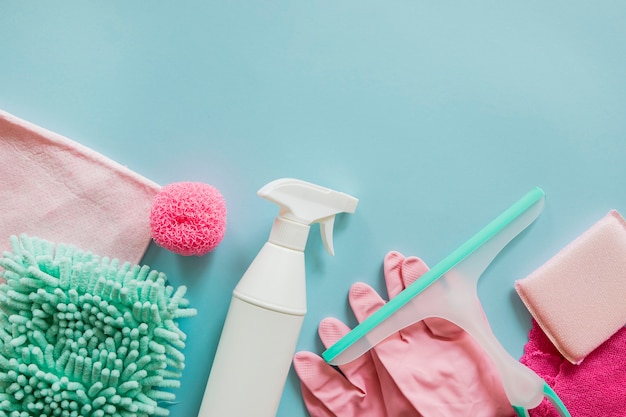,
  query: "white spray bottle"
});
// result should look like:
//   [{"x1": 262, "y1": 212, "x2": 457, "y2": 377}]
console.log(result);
[{"x1": 198, "y1": 178, "x2": 358, "y2": 417}]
